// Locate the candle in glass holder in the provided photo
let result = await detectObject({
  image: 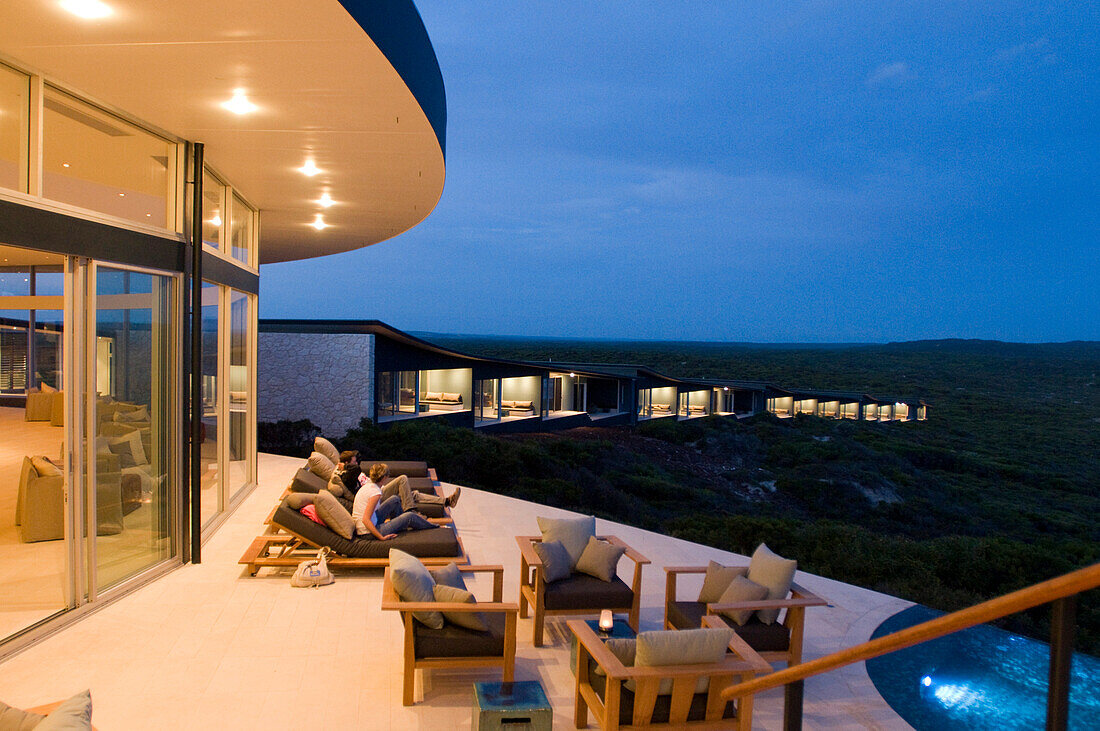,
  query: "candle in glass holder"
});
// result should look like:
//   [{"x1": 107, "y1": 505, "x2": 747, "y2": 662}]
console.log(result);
[{"x1": 599, "y1": 609, "x2": 614, "y2": 633}]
